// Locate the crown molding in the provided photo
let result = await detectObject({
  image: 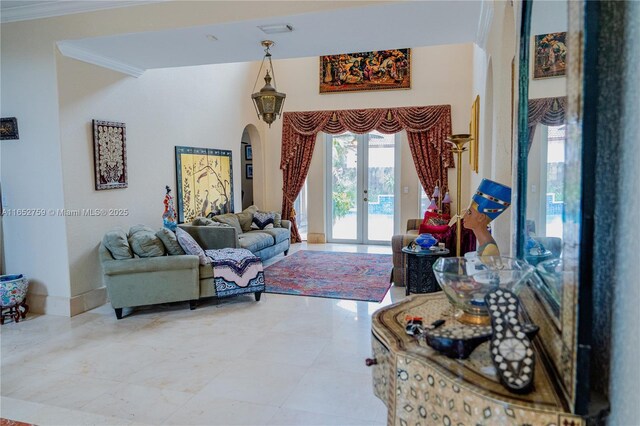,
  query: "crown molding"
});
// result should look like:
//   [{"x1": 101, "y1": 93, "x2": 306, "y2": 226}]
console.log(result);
[
  {"x1": 476, "y1": 0, "x2": 494, "y2": 50},
  {"x1": 1, "y1": 1, "x2": 165, "y2": 24},
  {"x1": 57, "y1": 42, "x2": 145, "y2": 77}
]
